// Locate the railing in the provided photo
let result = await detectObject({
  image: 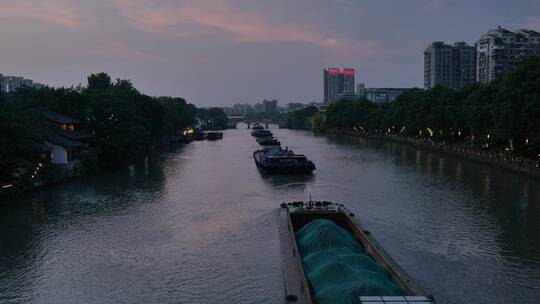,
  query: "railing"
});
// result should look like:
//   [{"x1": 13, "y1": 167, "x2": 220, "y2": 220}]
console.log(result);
[
  {"x1": 385, "y1": 134, "x2": 540, "y2": 171},
  {"x1": 330, "y1": 130, "x2": 540, "y2": 175}
]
